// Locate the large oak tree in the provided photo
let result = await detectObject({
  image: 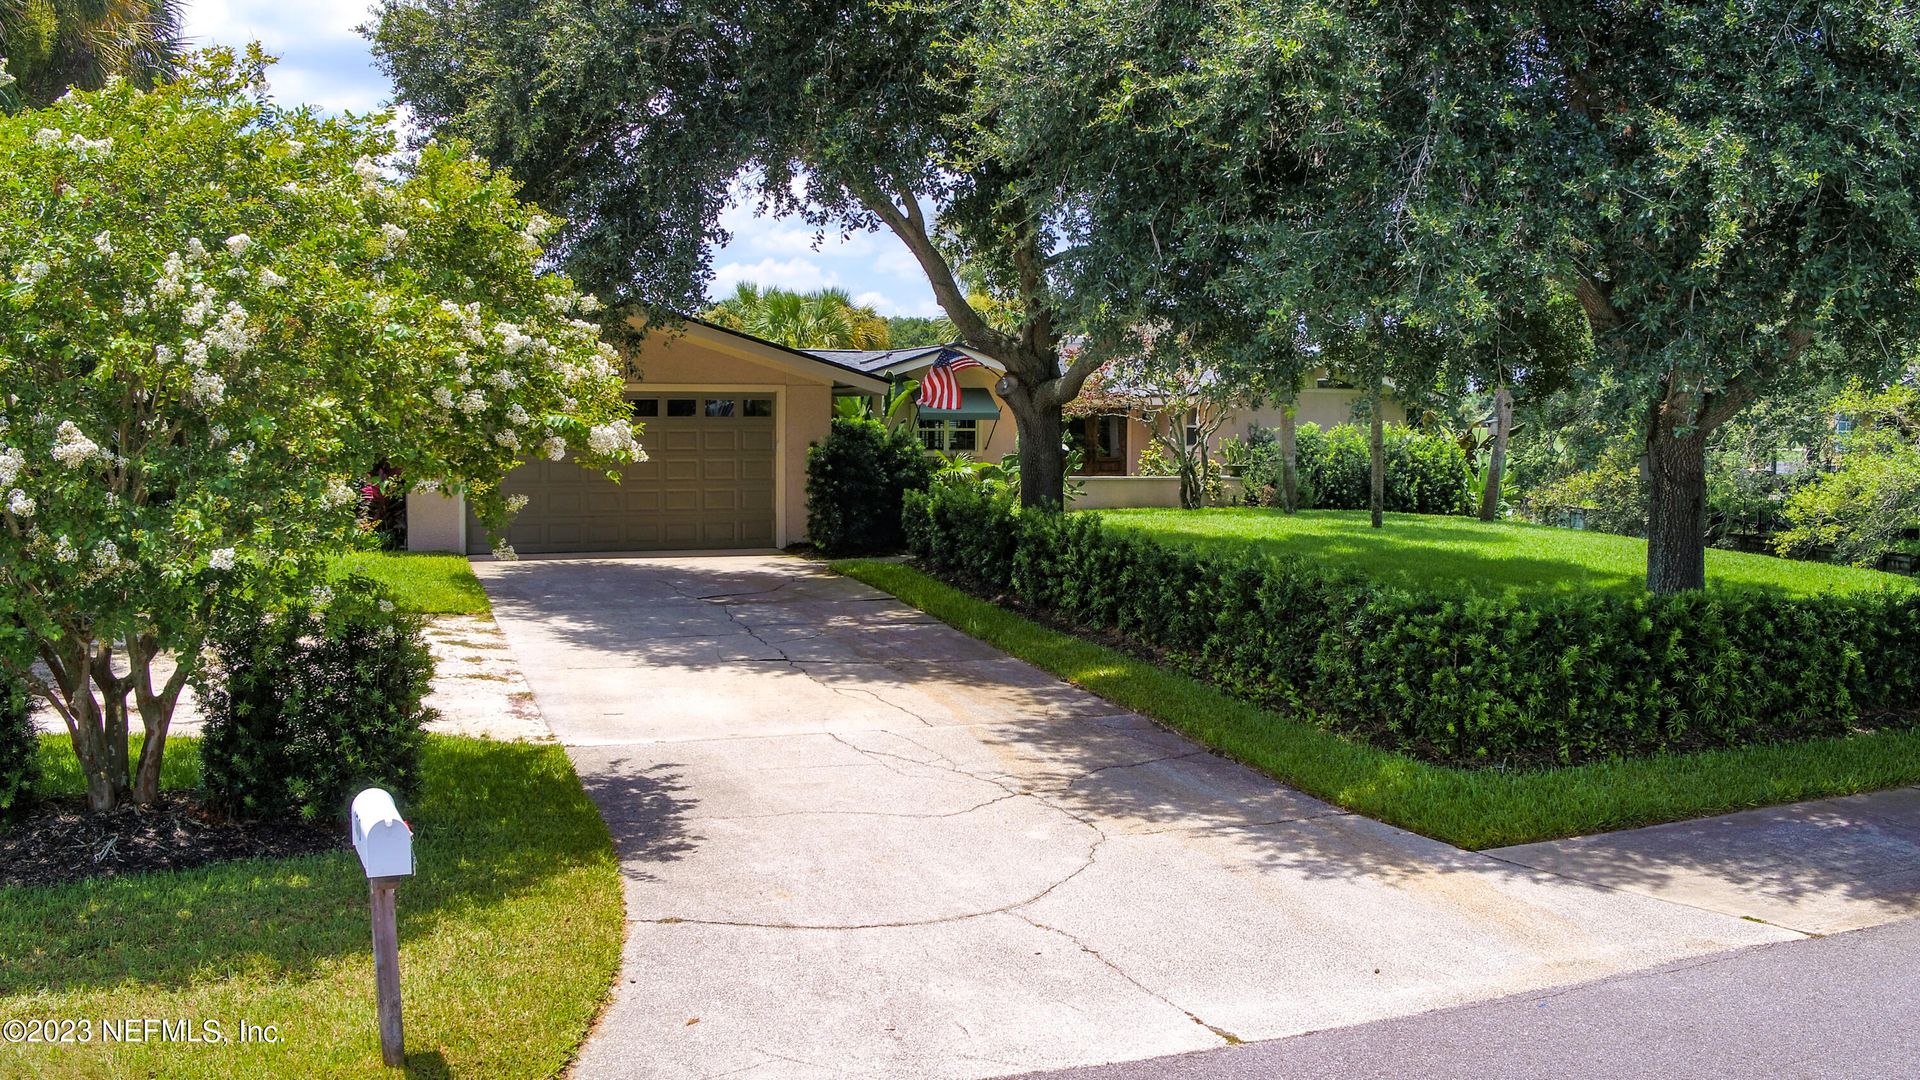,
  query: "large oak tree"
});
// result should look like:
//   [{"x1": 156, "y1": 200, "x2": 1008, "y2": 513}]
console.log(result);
[
  {"x1": 968, "y1": 0, "x2": 1920, "y2": 590},
  {"x1": 368, "y1": 0, "x2": 1107, "y2": 506}
]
